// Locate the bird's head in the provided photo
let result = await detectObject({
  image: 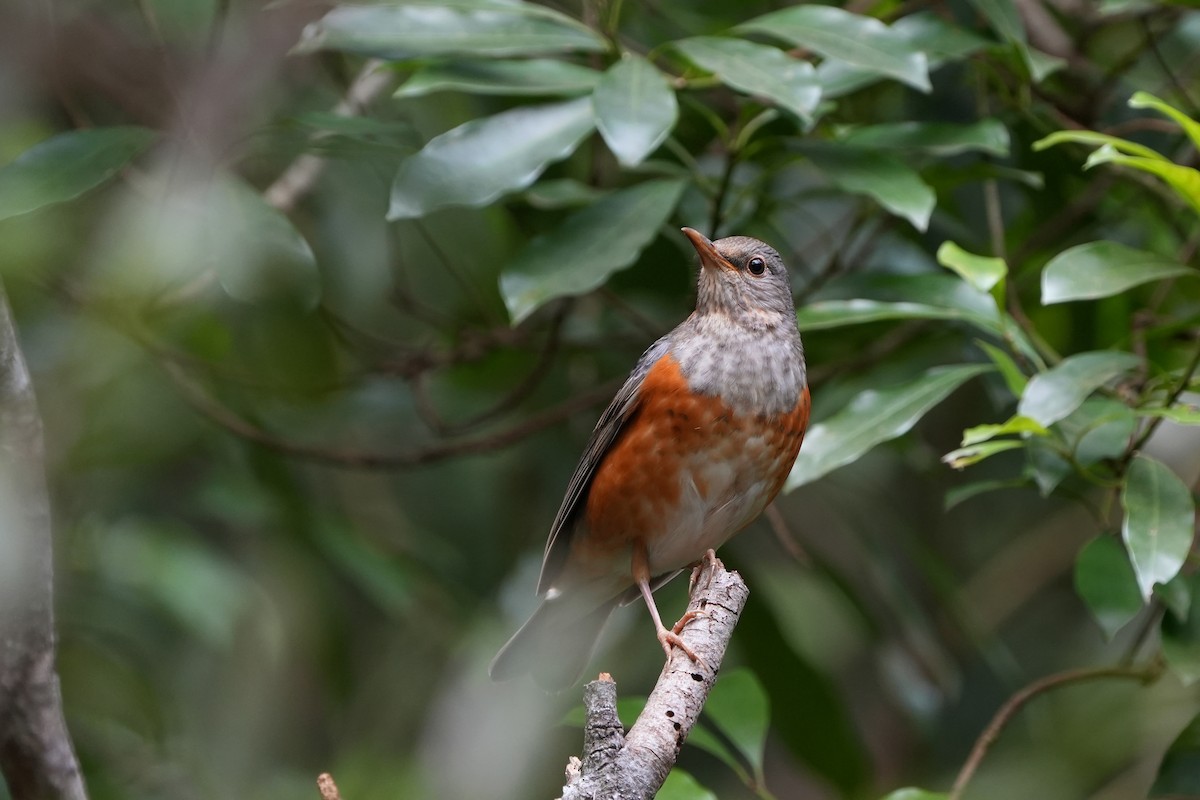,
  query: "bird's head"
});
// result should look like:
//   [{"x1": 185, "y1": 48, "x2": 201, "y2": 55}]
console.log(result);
[{"x1": 682, "y1": 228, "x2": 796, "y2": 328}]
